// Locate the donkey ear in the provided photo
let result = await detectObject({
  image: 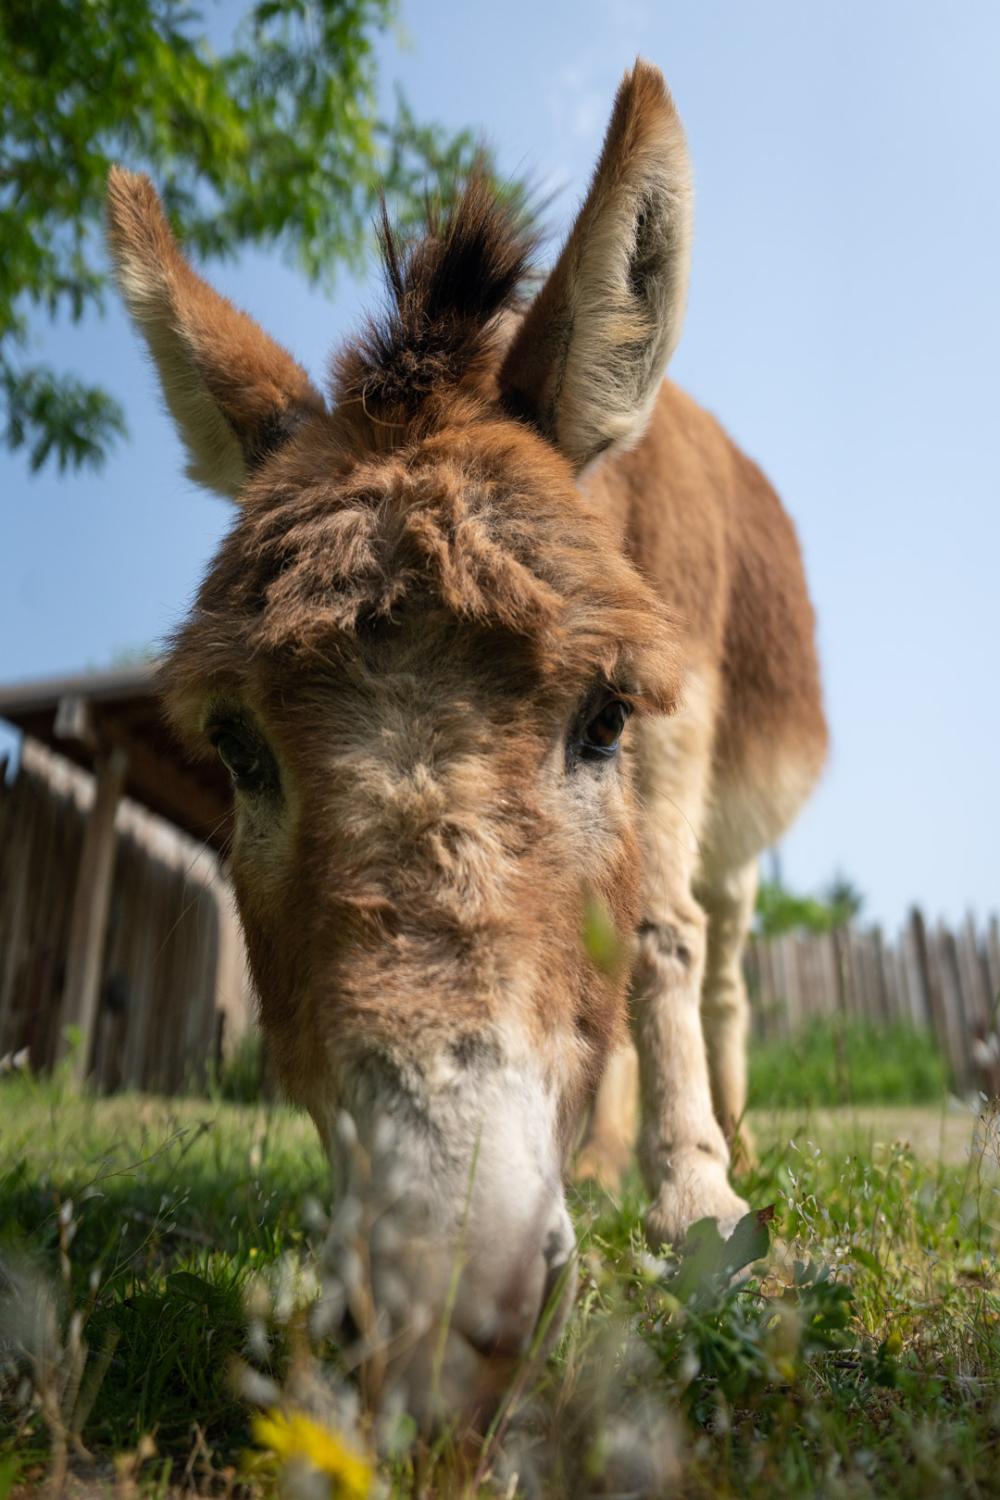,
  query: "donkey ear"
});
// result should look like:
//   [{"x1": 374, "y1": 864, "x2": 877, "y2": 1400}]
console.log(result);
[
  {"x1": 500, "y1": 61, "x2": 692, "y2": 474},
  {"x1": 106, "y1": 168, "x2": 324, "y2": 498}
]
